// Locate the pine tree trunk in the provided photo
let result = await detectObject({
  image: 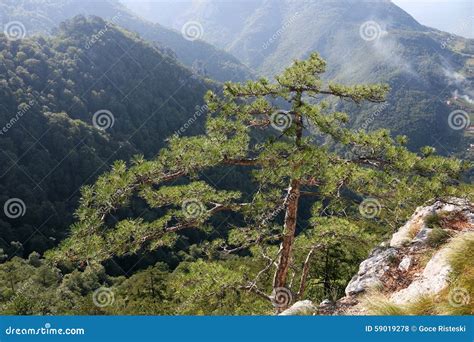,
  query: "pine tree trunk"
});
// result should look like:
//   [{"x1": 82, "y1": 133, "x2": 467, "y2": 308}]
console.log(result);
[
  {"x1": 272, "y1": 95, "x2": 303, "y2": 311},
  {"x1": 323, "y1": 248, "x2": 331, "y2": 297},
  {"x1": 273, "y1": 178, "x2": 300, "y2": 289}
]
